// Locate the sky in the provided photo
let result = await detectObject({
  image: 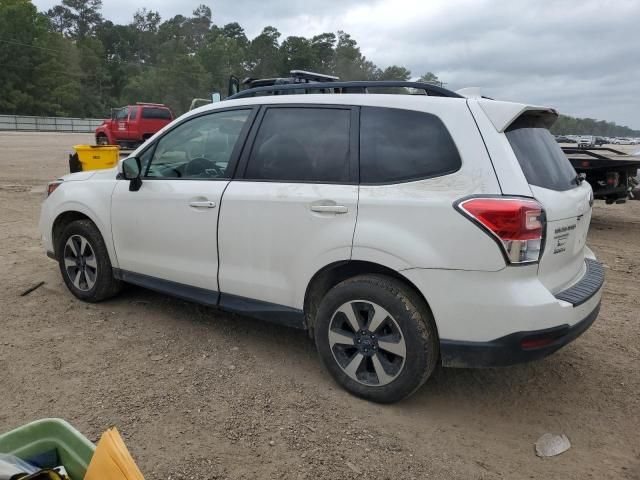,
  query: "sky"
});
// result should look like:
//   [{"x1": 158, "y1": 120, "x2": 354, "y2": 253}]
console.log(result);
[{"x1": 32, "y1": 0, "x2": 640, "y2": 129}]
